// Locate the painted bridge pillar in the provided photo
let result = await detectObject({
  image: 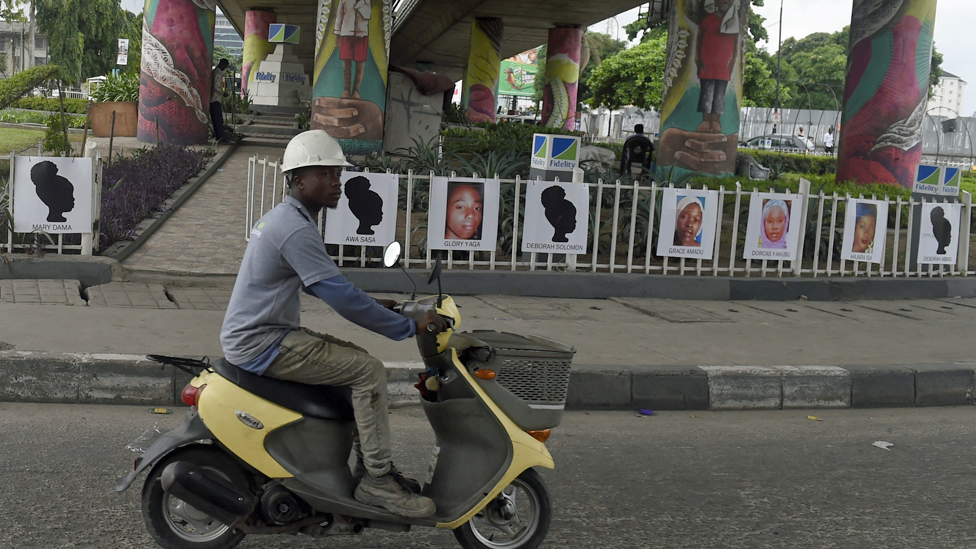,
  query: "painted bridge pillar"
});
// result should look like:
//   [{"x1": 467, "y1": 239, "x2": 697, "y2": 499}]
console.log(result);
[
  {"x1": 540, "y1": 26, "x2": 582, "y2": 130},
  {"x1": 837, "y1": 0, "x2": 938, "y2": 188},
  {"x1": 462, "y1": 17, "x2": 504, "y2": 123},
  {"x1": 311, "y1": 0, "x2": 391, "y2": 155},
  {"x1": 242, "y1": 9, "x2": 277, "y2": 97},
  {"x1": 656, "y1": 0, "x2": 750, "y2": 182},
  {"x1": 137, "y1": 0, "x2": 217, "y2": 145}
]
